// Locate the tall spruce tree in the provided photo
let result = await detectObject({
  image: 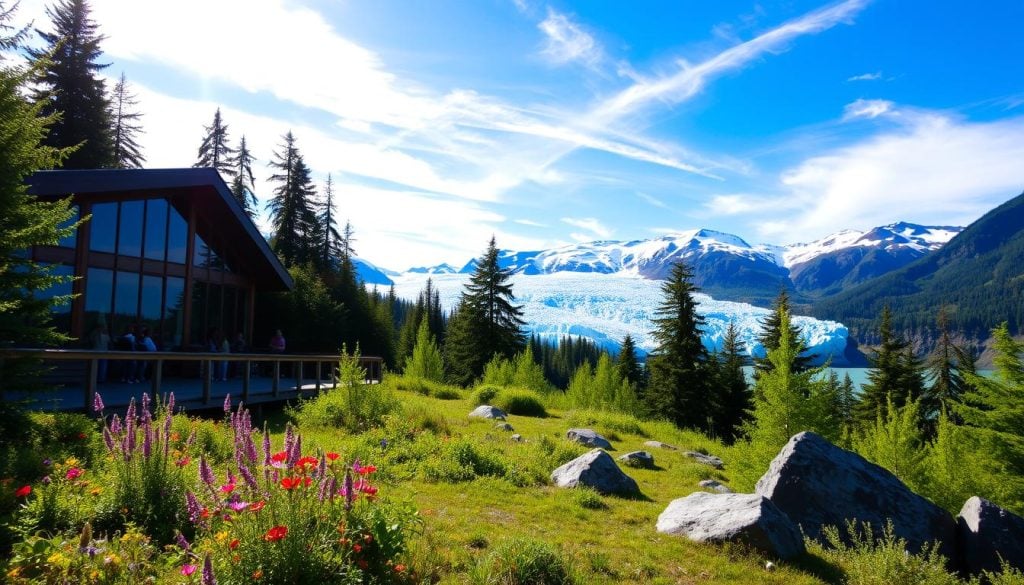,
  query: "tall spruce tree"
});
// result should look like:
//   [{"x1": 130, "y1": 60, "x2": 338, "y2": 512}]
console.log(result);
[
  {"x1": 0, "y1": 1, "x2": 77, "y2": 394},
  {"x1": 229, "y1": 135, "x2": 257, "y2": 218},
  {"x1": 443, "y1": 237, "x2": 525, "y2": 386},
  {"x1": 405, "y1": 318, "x2": 443, "y2": 381},
  {"x1": 266, "y1": 131, "x2": 317, "y2": 266},
  {"x1": 713, "y1": 321, "x2": 752, "y2": 443},
  {"x1": 926, "y1": 306, "x2": 976, "y2": 416},
  {"x1": 855, "y1": 305, "x2": 927, "y2": 425},
  {"x1": 194, "y1": 108, "x2": 235, "y2": 178},
  {"x1": 616, "y1": 334, "x2": 642, "y2": 389},
  {"x1": 645, "y1": 262, "x2": 710, "y2": 430},
  {"x1": 108, "y1": 72, "x2": 144, "y2": 169},
  {"x1": 28, "y1": 0, "x2": 113, "y2": 169},
  {"x1": 316, "y1": 174, "x2": 343, "y2": 270},
  {"x1": 754, "y1": 290, "x2": 813, "y2": 376}
]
